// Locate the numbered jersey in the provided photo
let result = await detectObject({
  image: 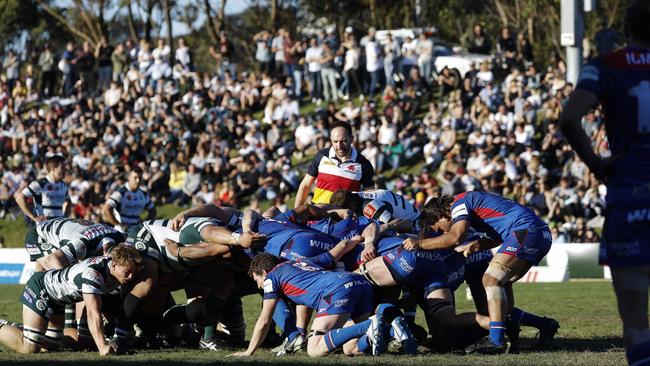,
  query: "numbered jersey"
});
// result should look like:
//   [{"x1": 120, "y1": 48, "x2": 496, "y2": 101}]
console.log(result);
[
  {"x1": 576, "y1": 46, "x2": 650, "y2": 206},
  {"x1": 355, "y1": 190, "x2": 420, "y2": 223},
  {"x1": 43, "y1": 256, "x2": 117, "y2": 304},
  {"x1": 29, "y1": 218, "x2": 124, "y2": 262},
  {"x1": 126, "y1": 217, "x2": 220, "y2": 273}
]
